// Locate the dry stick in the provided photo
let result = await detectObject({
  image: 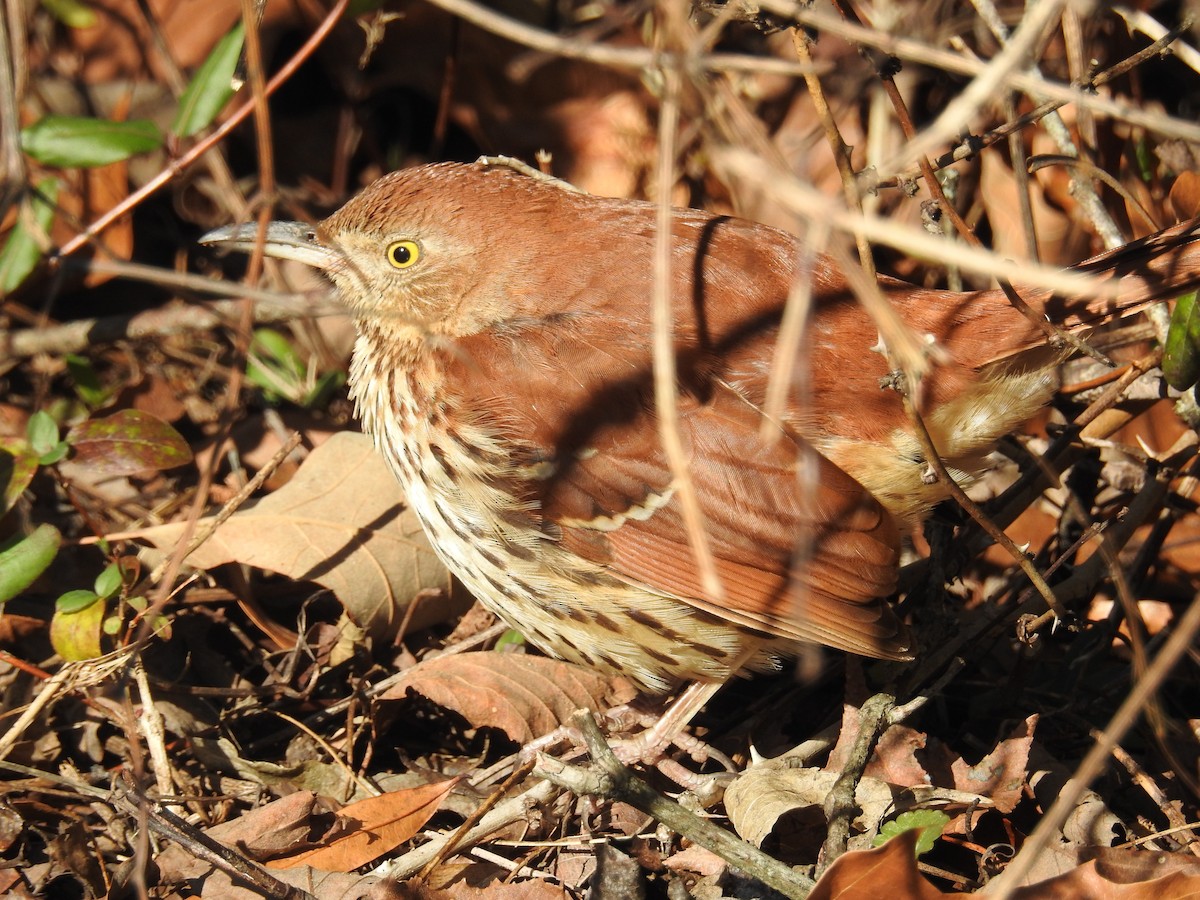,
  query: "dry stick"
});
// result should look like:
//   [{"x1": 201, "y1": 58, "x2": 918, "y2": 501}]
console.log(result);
[
  {"x1": 1003, "y1": 93, "x2": 1041, "y2": 261},
  {"x1": 538, "y1": 711, "x2": 816, "y2": 899},
  {"x1": 0, "y1": 0, "x2": 24, "y2": 216},
  {"x1": 130, "y1": 0, "x2": 251, "y2": 222},
  {"x1": 817, "y1": 693, "x2": 895, "y2": 876},
  {"x1": 714, "y1": 148, "x2": 1114, "y2": 301},
  {"x1": 1029, "y1": 154, "x2": 1163, "y2": 233},
  {"x1": 3, "y1": 286, "x2": 337, "y2": 360},
  {"x1": 763, "y1": 0, "x2": 1200, "y2": 147},
  {"x1": 134, "y1": 0, "x2": 299, "y2": 644},
  {"x1": 651, "y1": 38, "x2": 722, "y2": 602},
  {"x1": 840, "y1": 0, "x2": 1103, "y2": 364},
  {"x1": 145, "y1": 431, "x2": 303, "y2": 580},
  {"x1": 417, "y1": 0, "x2": 815, "y2": 76},
  {"x1": 920, "y1": 24, "x2": 1190, "y2": 185},
  {"x1": 116, "y1": 773, "x2": 319, "y2": 900},
  {"x1": 54, "y1": 0, "x2": 349, "y2": 260},
  {"x1": 417, "y1": 758, "x2": 537, "y2": 881},
  {"x1": 382, "y1": 778, "x2": 562, "y2": 879},
  {"x1": 791, "y1": 30, "x2": 875, "y2": 278},
  {"x1": 970, "y1": 0, "x2": 1124, "y2": 251},
  {"x1": 989, "y1": 590, "x2": 1200, "y2": 897}
]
